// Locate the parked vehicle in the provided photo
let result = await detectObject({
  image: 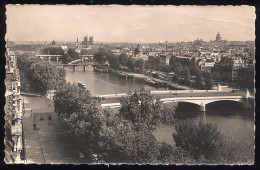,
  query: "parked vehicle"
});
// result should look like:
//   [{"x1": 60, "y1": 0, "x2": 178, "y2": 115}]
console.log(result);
[{"x1": 33, "y1": 124, "x2": 40, "y2": 130}]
